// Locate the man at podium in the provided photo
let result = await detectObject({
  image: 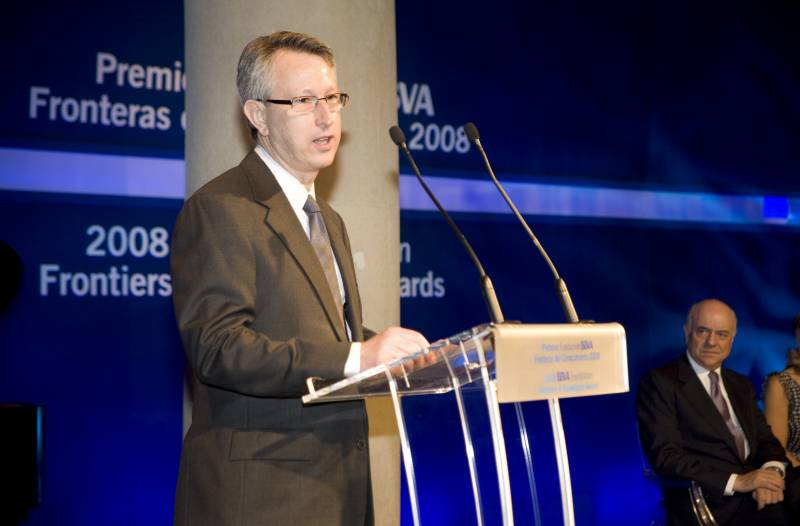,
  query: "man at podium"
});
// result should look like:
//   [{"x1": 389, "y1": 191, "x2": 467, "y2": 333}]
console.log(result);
[{"x1": 171, "y1": 31, "x2": 427, "y2": 526}]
